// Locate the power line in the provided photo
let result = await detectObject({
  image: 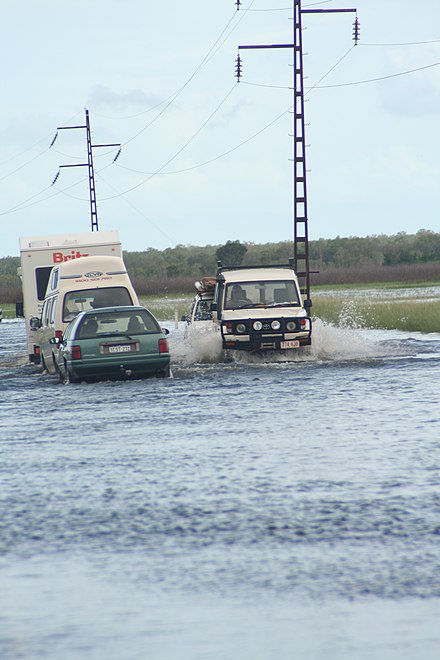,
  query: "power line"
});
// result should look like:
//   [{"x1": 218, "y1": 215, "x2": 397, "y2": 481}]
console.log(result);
[
  {"x1": 240, "y1": 0, "x2": 336, "y2": 9},
  {"x1": 96, "y1": 171, "x2": 176, "y2": 244},
  {"x1": 0, "y1": 110, "x2": 83, "y2": 173},
  {"x1": 114, "y1": 46, "x2": 356, "y2": 178},
  {"x1": 309, "y1": 60, "x2": 440, "y2": 88},
  {"x1": 113, "y1": 6, "x2": 250, "y2": 145},
  {"x1": 0, "y1": 147, "x2": 50, "y2": 184},
  {"x1": 361, "y1": 39, "x2": 440, "y2": 47},
  {"x1": 98, "y1": 84, "x2": 238, "y2": 201}
]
